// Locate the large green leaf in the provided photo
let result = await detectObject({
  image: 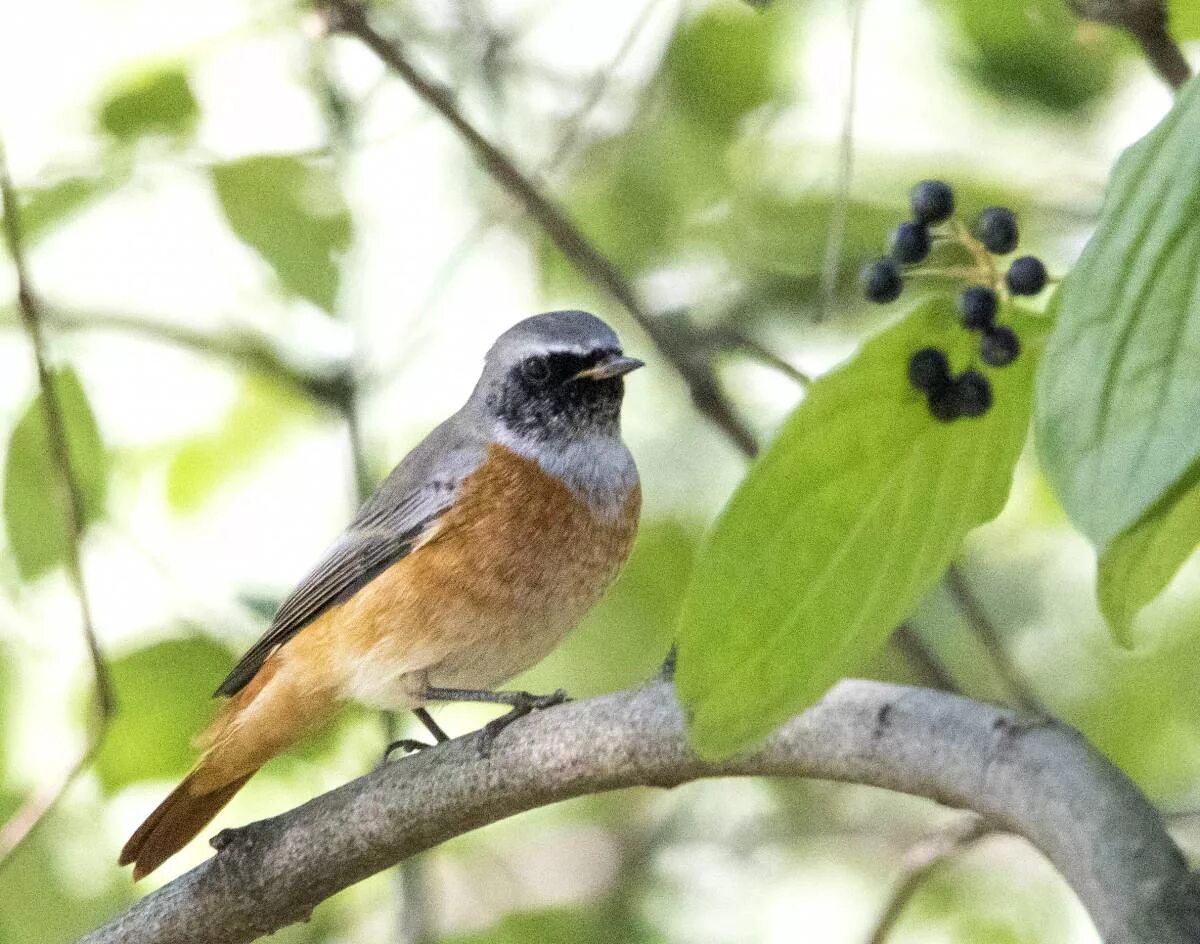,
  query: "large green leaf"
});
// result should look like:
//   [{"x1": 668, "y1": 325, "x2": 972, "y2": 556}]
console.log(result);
[
  {"x1": 1037, "y1": 77, "x2": 1200, "y2": 557},
  {"x1": 932, "y1": 0, "x2": 1118, "y2": 112},
  {"x1": 99, "y1": 66, "x2": 199, "y2": 142},
  {"x1": 1097, "y1": 458, "x2": 1200, "y2": 646},
  {"x1": 677, "y1": 298, "x2": 1046, "y2": 758},
  {"x1": 211, "y1": 155, "x2": 352, "y2": 313},
  {"x1": 3, "y1": 367, "x2": 109, "y2": 580},
  {"x1": 95, "y1": 636, "x2": 234, "y2": 791},
  {"x1": 167, "y1": 375, "x2": 316, "y2": 513}
]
